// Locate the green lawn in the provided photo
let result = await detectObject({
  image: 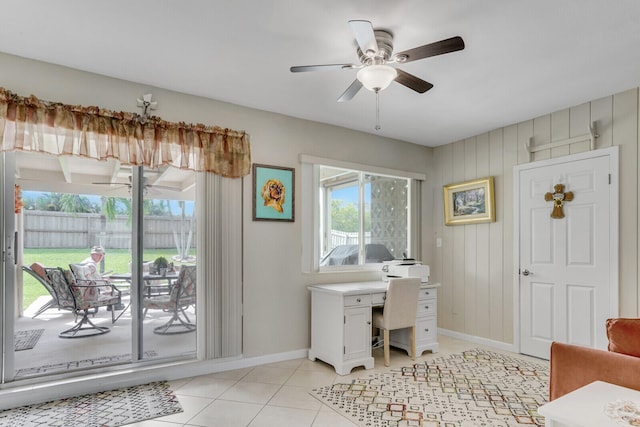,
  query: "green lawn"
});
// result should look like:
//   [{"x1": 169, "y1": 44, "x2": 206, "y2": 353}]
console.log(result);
[{"x1": 22, "y1": 248, "x2": 195, "y2": 310}]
